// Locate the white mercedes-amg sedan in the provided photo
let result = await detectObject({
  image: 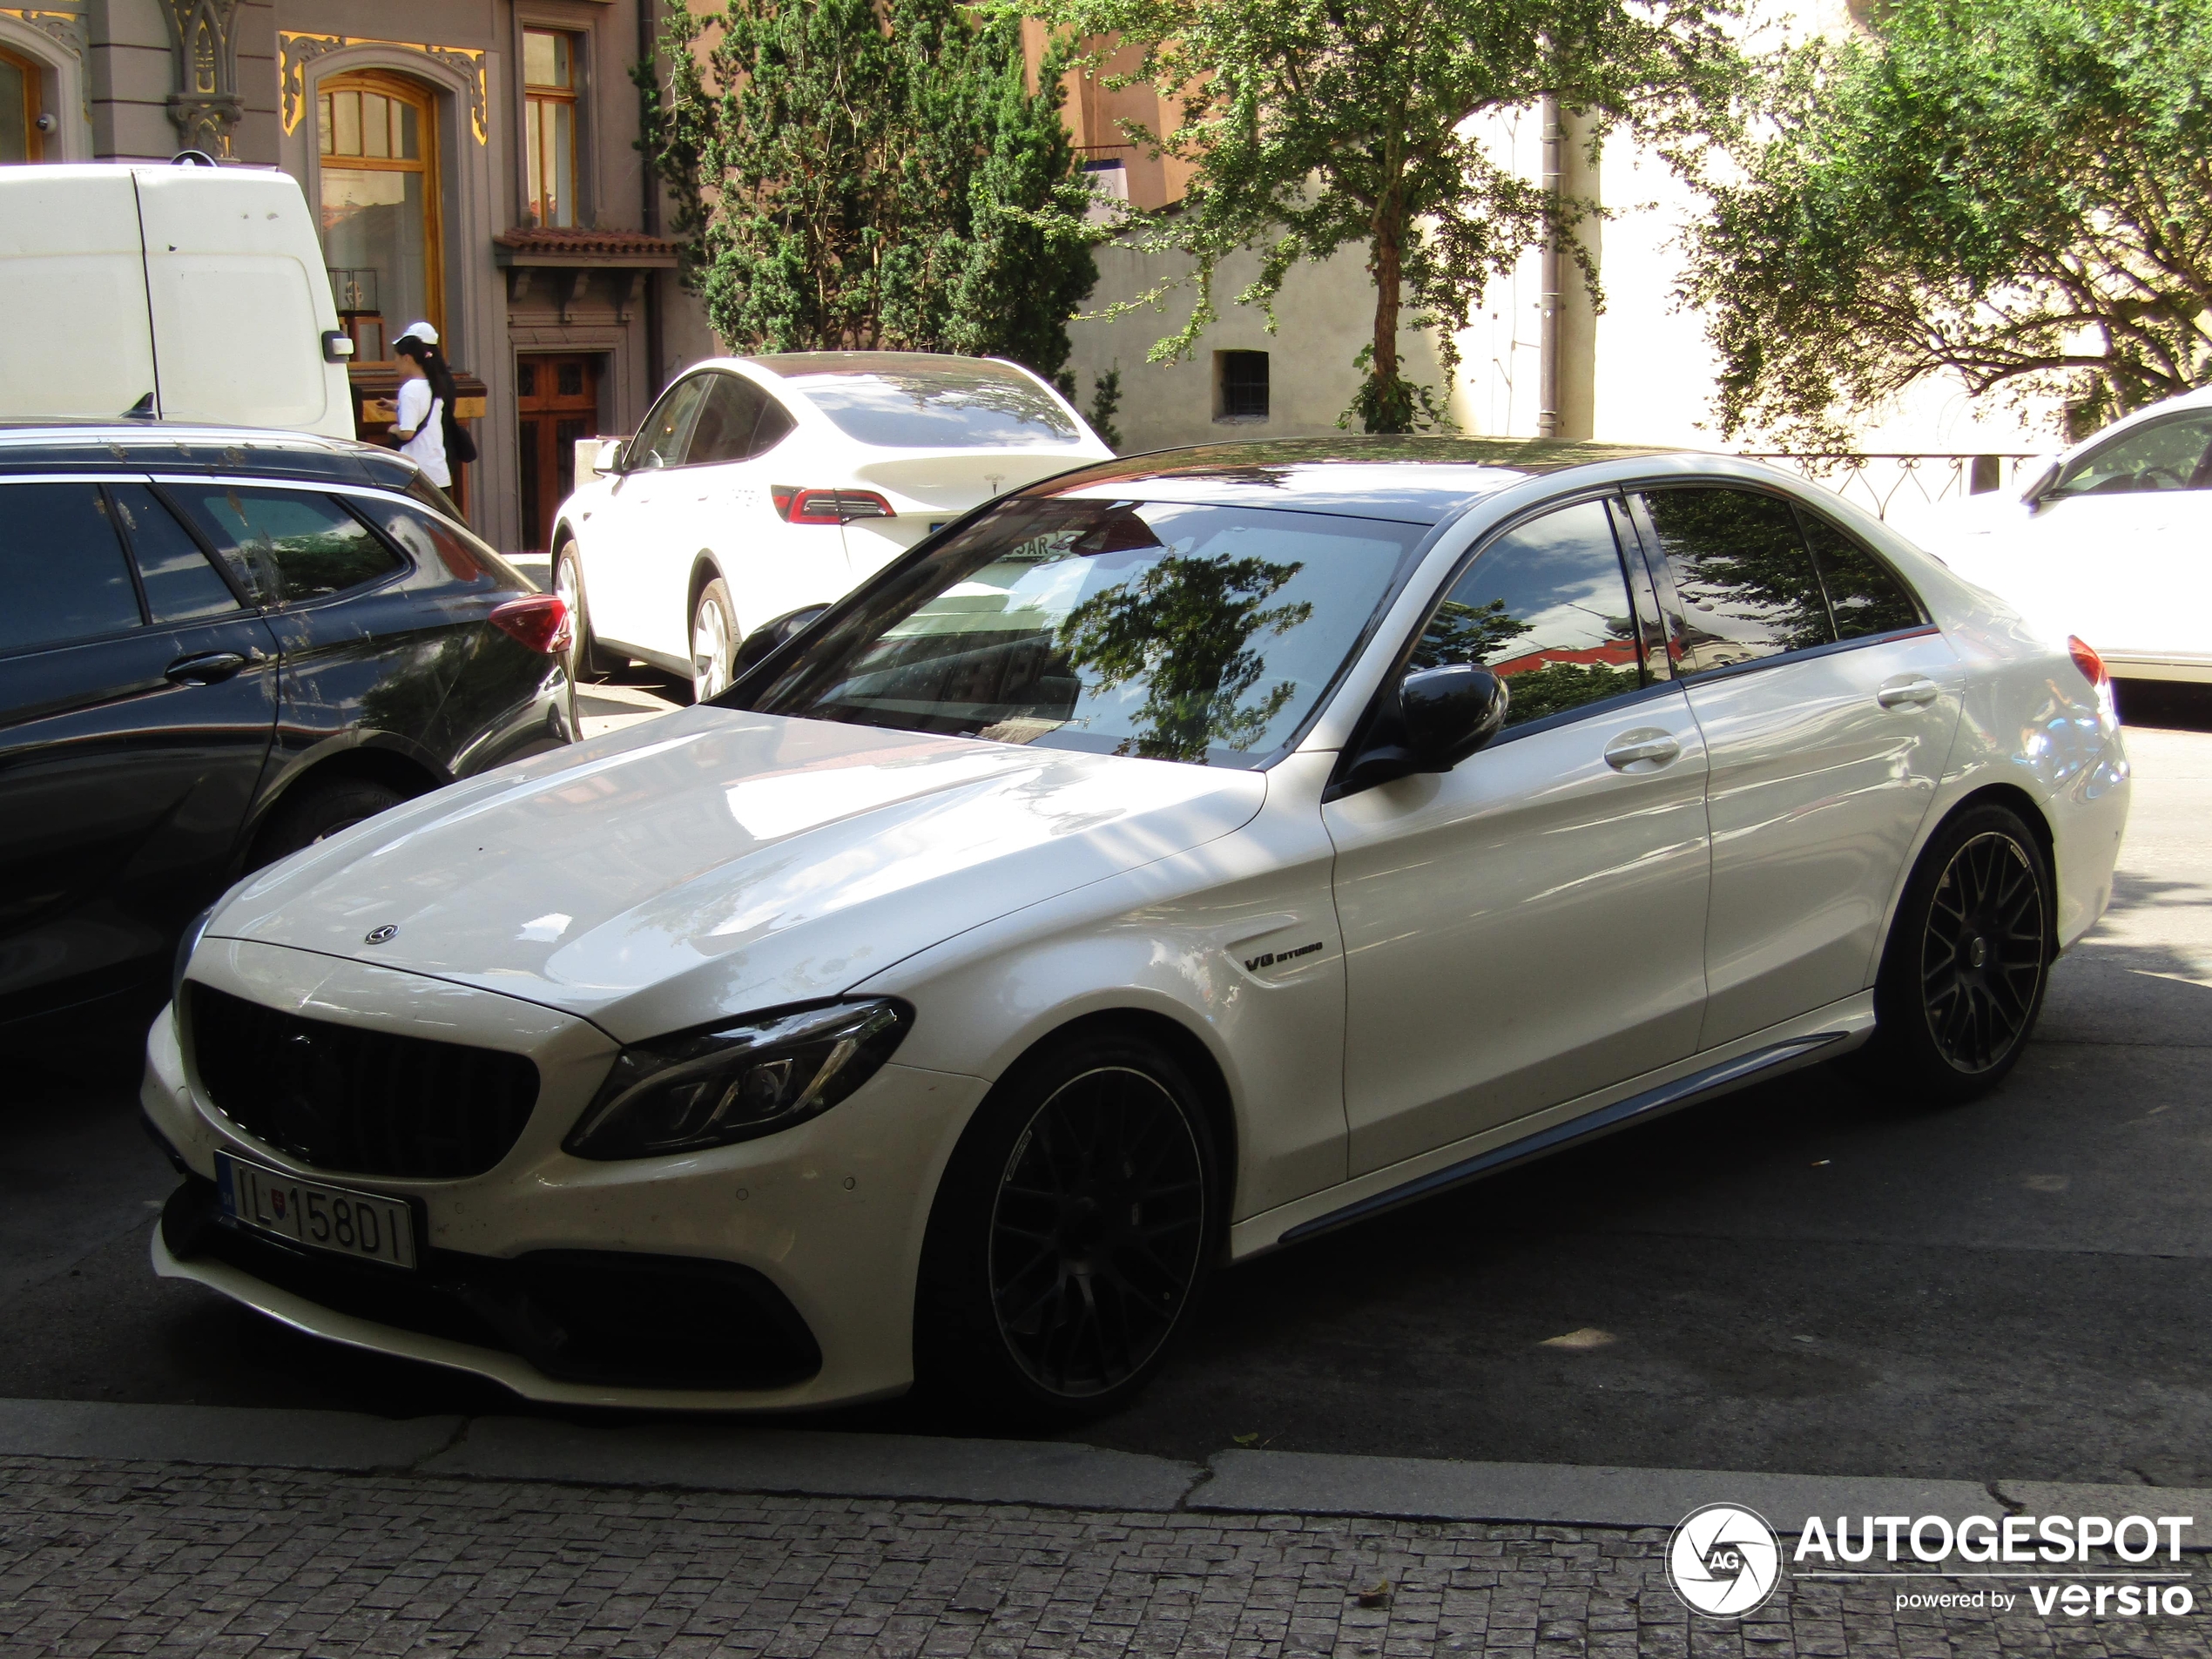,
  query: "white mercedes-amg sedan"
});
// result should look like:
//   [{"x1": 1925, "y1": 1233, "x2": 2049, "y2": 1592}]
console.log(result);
[
  {"x1": 548, "y1": 352, "x2": 1111, "y2": 702},
  {"x1": 147, "y1": 441, "x2": 2131, "y2": 1420}
]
